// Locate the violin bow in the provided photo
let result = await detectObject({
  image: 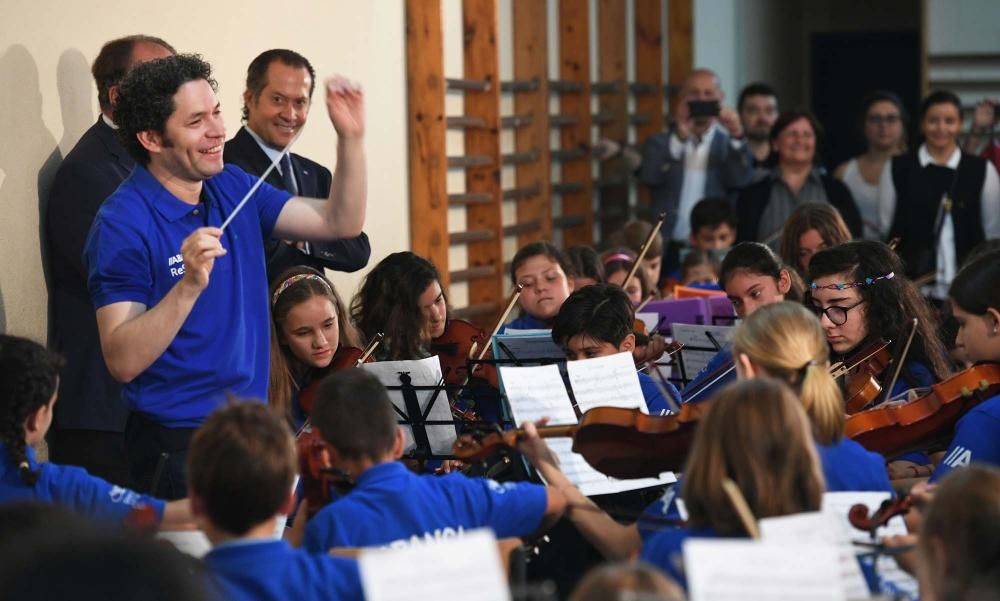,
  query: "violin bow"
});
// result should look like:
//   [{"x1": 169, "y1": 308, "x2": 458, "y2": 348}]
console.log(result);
[
  {"x1": 636, "y1": 291, "x2": 656, "y2": 312},
  {"x1": 882, "y1": 318, "x2": 919, "y2": 405},
  {"x1": 355, "y1": 332, "x2": 384, "y2": 367},
  {"x1": 721, "y1": 478, "x2": 760, "y2": 539},
  {"x1": 649, "y1": 359, "x2": 684, "y2": 415},
  {"x1": 473, "y1": 284, "x2": 524, "y2": 362},
  {"x1": 830, "y1": 339, "x2": 893, "y2": 380},
  {"x1": 220, "y1": 128, "x2": 305, "y2": 232},
  {"x1": 622, "y1": 213, "x2": 667, "y2": 293}
]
